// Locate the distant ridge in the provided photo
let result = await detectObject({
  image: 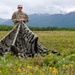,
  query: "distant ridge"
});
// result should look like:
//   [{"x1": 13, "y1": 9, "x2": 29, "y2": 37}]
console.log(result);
[{"x1": 0, "y1": 18, "x2": 7, "y2": 24}]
